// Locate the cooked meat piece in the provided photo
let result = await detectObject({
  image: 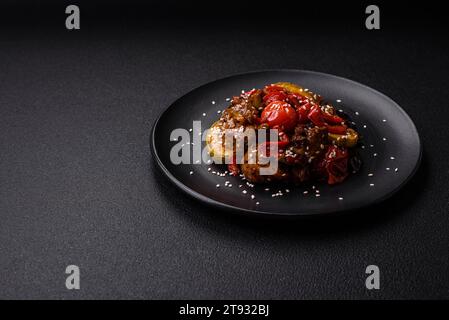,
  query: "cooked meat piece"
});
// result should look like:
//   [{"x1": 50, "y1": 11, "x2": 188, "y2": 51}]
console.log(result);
[{"x1": 217, "y1": 90, "x2": 262, "y2": 129}]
